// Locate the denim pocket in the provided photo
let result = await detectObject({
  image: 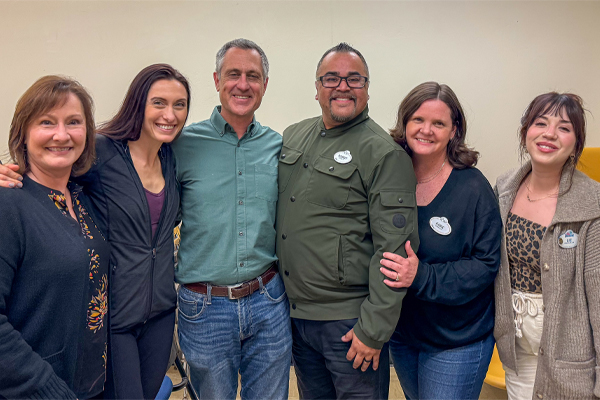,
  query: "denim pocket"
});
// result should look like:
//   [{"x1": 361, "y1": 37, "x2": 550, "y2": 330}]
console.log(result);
[
  {"x1": 262, "y1": 275, "x2": 287, "y2": 303},
  {"x1": 177, "y1": 287, "x2": 207, "y2": 320}
]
